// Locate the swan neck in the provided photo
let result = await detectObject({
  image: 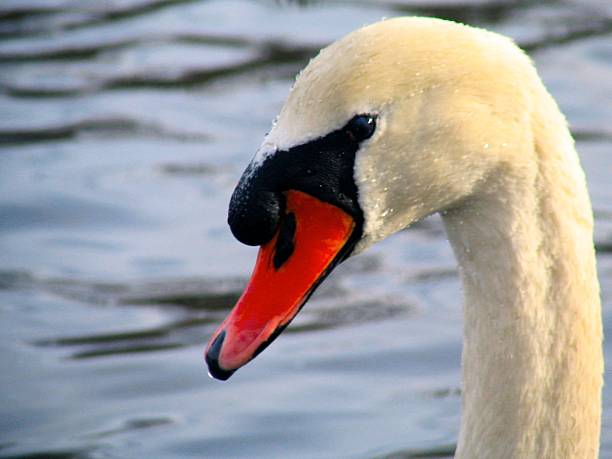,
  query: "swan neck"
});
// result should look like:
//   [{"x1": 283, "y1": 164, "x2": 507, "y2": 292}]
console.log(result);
[{"x1": 441, "y1": 144, "x2": 602, "y2": 457}]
